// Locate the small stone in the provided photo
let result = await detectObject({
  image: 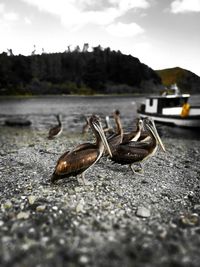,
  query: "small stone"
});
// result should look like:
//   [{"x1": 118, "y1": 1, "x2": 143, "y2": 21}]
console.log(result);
[
  {"x1": 136, "y1": 206, "x2": 151, "y2": 218},
  {"x1": 188, "y1": 191, "x2": 194, "y2": 199},
  {"x1": 194, "y1": 204, "x2": 200, "y2": 211},
  {"x1": 75, "y1": 186, "x2": 83, "y2": 193},
  {"x1": 0, "y1": 221, "x2": 4, "y2": 226},
  {"x1": 79, "y1": 255, "x2": 89, "y2": 264},
  {"x1": 17, "y1": 211, "x2": 30, "y2": 219},
  {"x1": 2, "y1": 200, "x2": 12, "y2": 209},
  {"x1": 36, "y1": 205, "x2": 46, "y2": 212},
  {"x1": 76, "y1": 200, "x2": 85, "y2": 213},
  {"x1": 28, "y1": 195, "x2": 37, "y2": 205},
  {"x1": 180, "y1": 213, "x2": 199, "y2": 226}
]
